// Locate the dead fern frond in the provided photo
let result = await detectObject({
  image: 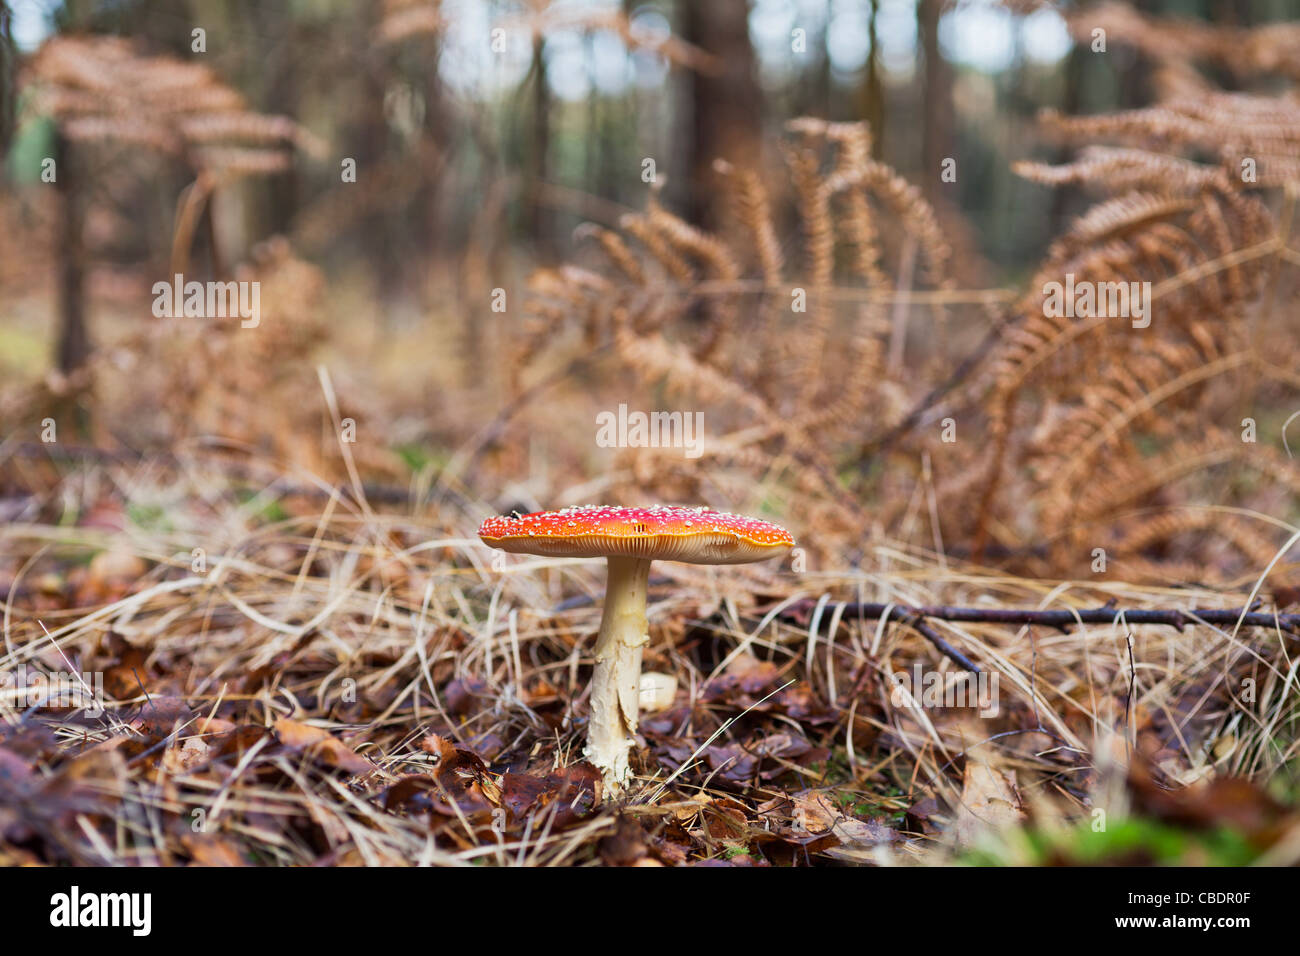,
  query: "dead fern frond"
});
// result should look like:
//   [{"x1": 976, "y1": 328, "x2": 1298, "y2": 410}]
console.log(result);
[
  {"x1": 1069, "y1": 2, "x2": 1300, "y2": 84},
  {"x1": 1037, "y1": 95, "x2": 1300, "y2": 188},
  {"x1": 994, "y1": 180, "x2": 1272, "y2": 403},
  {"x1": 1055, "y1": 192, "x2": 1198, "y2": 247},
  {"x1": 22, "y1": 35, "x2": 324, "y2": 177},
  {"x1": 1108, "y1": 511, "x2": 1285, "y2": 585},
  {"x1": 516, "y1": 119, "x2": 955, "y2": 536},
  {"x1": 713, "y1": 160, "x2": 784, "y2": 286},
  {"x1": 972, "y1": 79, "x2": 1300, "y2": 569},
  {"x1": 574, "y1": 224, "x2": 646, "y2": 286},
  {"x1": 1072, "y1": 429, "x2": 1295, "y2": 527},
  {"x1": 1013, "y1": 145, "x2": 1224, "y2": 192}
]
